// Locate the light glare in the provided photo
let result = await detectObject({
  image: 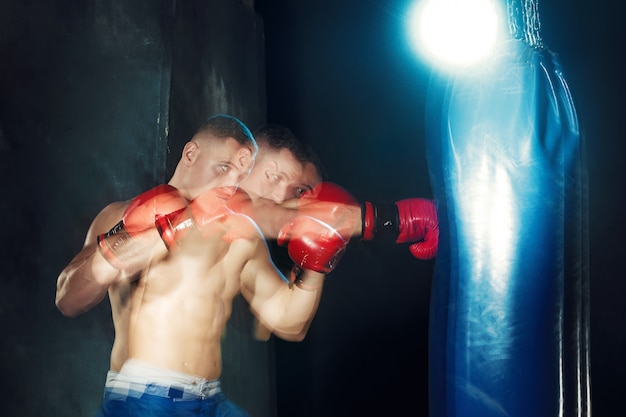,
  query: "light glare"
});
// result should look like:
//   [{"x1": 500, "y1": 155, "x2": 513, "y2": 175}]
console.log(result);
[{"x1": 408, "y1": 0, "x2": 501, "y2": 69}]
